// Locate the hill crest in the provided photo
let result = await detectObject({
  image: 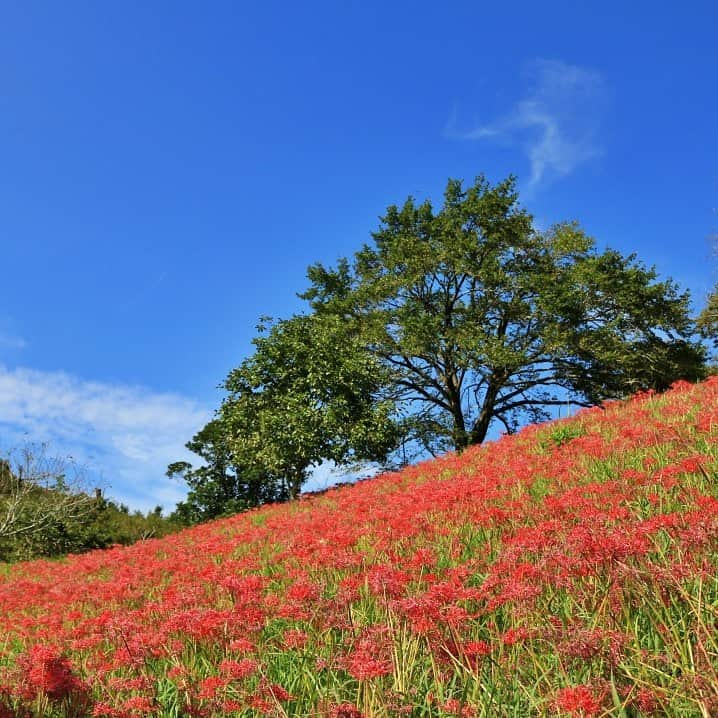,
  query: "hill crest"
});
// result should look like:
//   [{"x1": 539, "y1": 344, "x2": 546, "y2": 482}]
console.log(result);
[{"x1": 1, "y1": 377, "x2": 717, "y2": 717}]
